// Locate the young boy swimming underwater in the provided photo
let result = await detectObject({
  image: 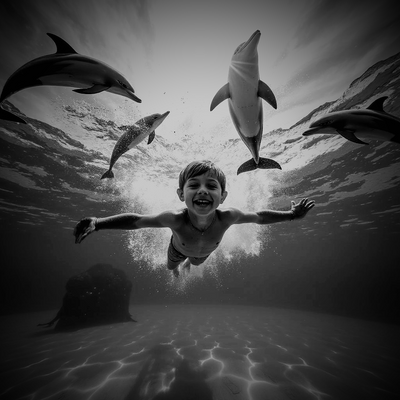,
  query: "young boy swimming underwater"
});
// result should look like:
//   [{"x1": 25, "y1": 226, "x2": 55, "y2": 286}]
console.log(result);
[{"x1": 74, "y1": 160, "x2": 315, "y2": 276}]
